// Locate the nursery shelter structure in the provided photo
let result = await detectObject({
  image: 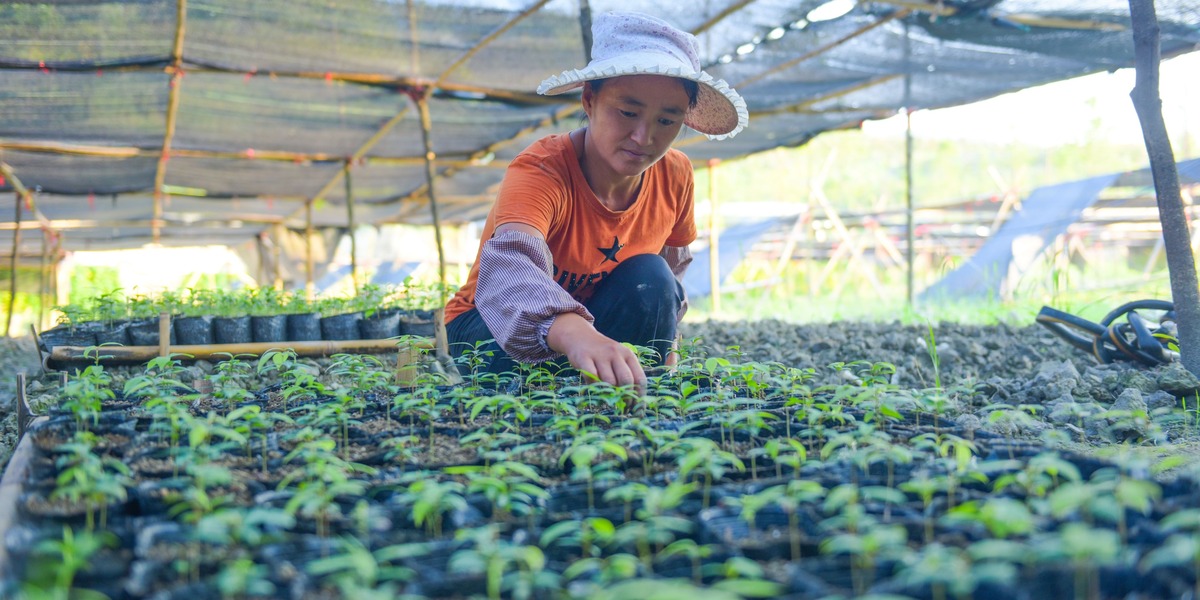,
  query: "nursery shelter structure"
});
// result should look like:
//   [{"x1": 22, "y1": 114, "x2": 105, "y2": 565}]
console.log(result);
[{"x1": 2, "y1": 0, "x2": 1200, "y2": 309}]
